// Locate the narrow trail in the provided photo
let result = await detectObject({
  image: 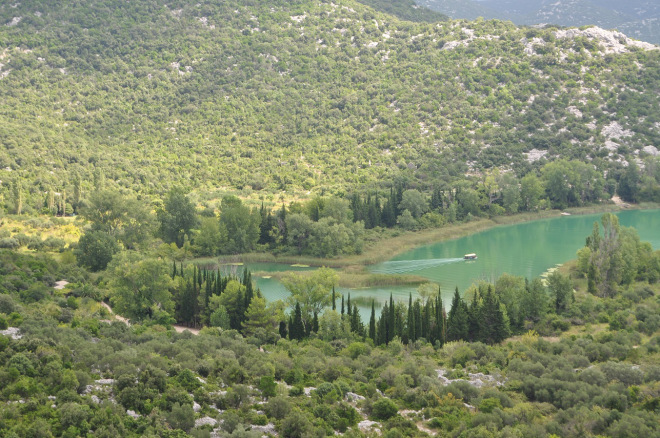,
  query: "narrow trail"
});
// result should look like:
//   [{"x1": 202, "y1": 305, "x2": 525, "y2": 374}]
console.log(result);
[
  {"x1": 100, "y1": 302, "x2": 200, "y2": 335},
  {"x1": 100, "y1": 302, "x2": 130, "y2": 325}
]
